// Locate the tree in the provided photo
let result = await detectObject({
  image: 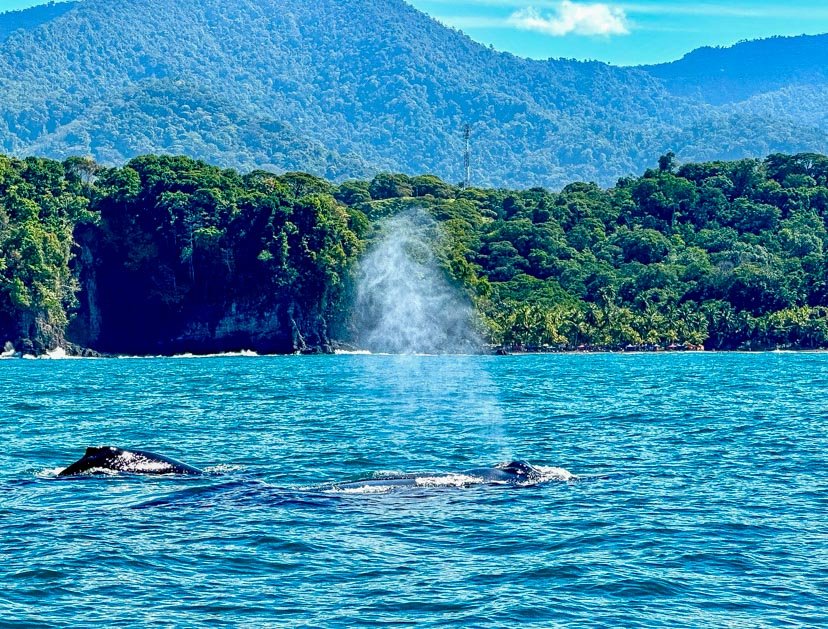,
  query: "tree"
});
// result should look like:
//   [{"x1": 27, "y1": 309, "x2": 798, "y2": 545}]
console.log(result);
[
  {"x1": 658, "y1": 151, "x2": 677, "y2": 173},
  {"x1": 613, "y1": 227, "x2": 671, "y2": 264},
  {"x1": 335, "y1": 180, "x2": 372, "y2": 205},
  {"x1": 368, "y1": 173, "x2": 413, "y2": 200}
]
